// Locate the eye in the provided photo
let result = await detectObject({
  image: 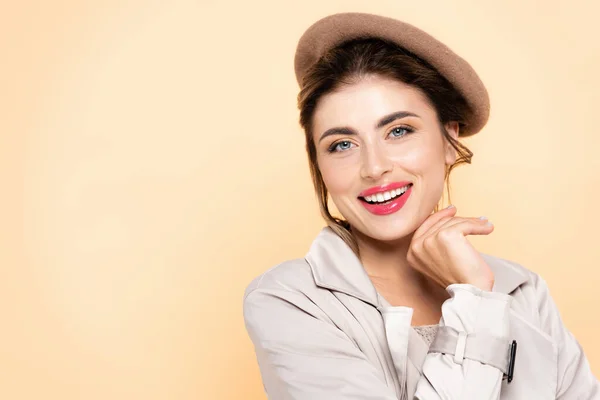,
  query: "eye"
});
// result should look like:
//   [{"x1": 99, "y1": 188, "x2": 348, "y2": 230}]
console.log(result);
[
  {"x1": 388, "y1": 126, "x2": 413, "y2": 138},
  {"x1": 328, "y1": 140, "x2": 355, "y2": 153}
]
